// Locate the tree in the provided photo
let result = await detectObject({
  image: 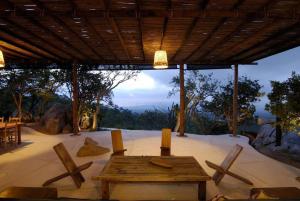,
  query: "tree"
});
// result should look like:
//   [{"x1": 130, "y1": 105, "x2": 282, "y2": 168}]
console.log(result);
[
  {"x1": 0, "y1": 69, "x2": 38, "y2": 119},
  {"x1": 169, "y1": 71, "x2": 219, "y2": 133},
  {"x1": 204, "y1": 76, "x2": 263, "y2": 133},
  {"x1": 57, "y1": 68, "x2": 139, "y2": 130},
  {"x1": 266, "y1": 71, "x2": 300, "y2": 132}
]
